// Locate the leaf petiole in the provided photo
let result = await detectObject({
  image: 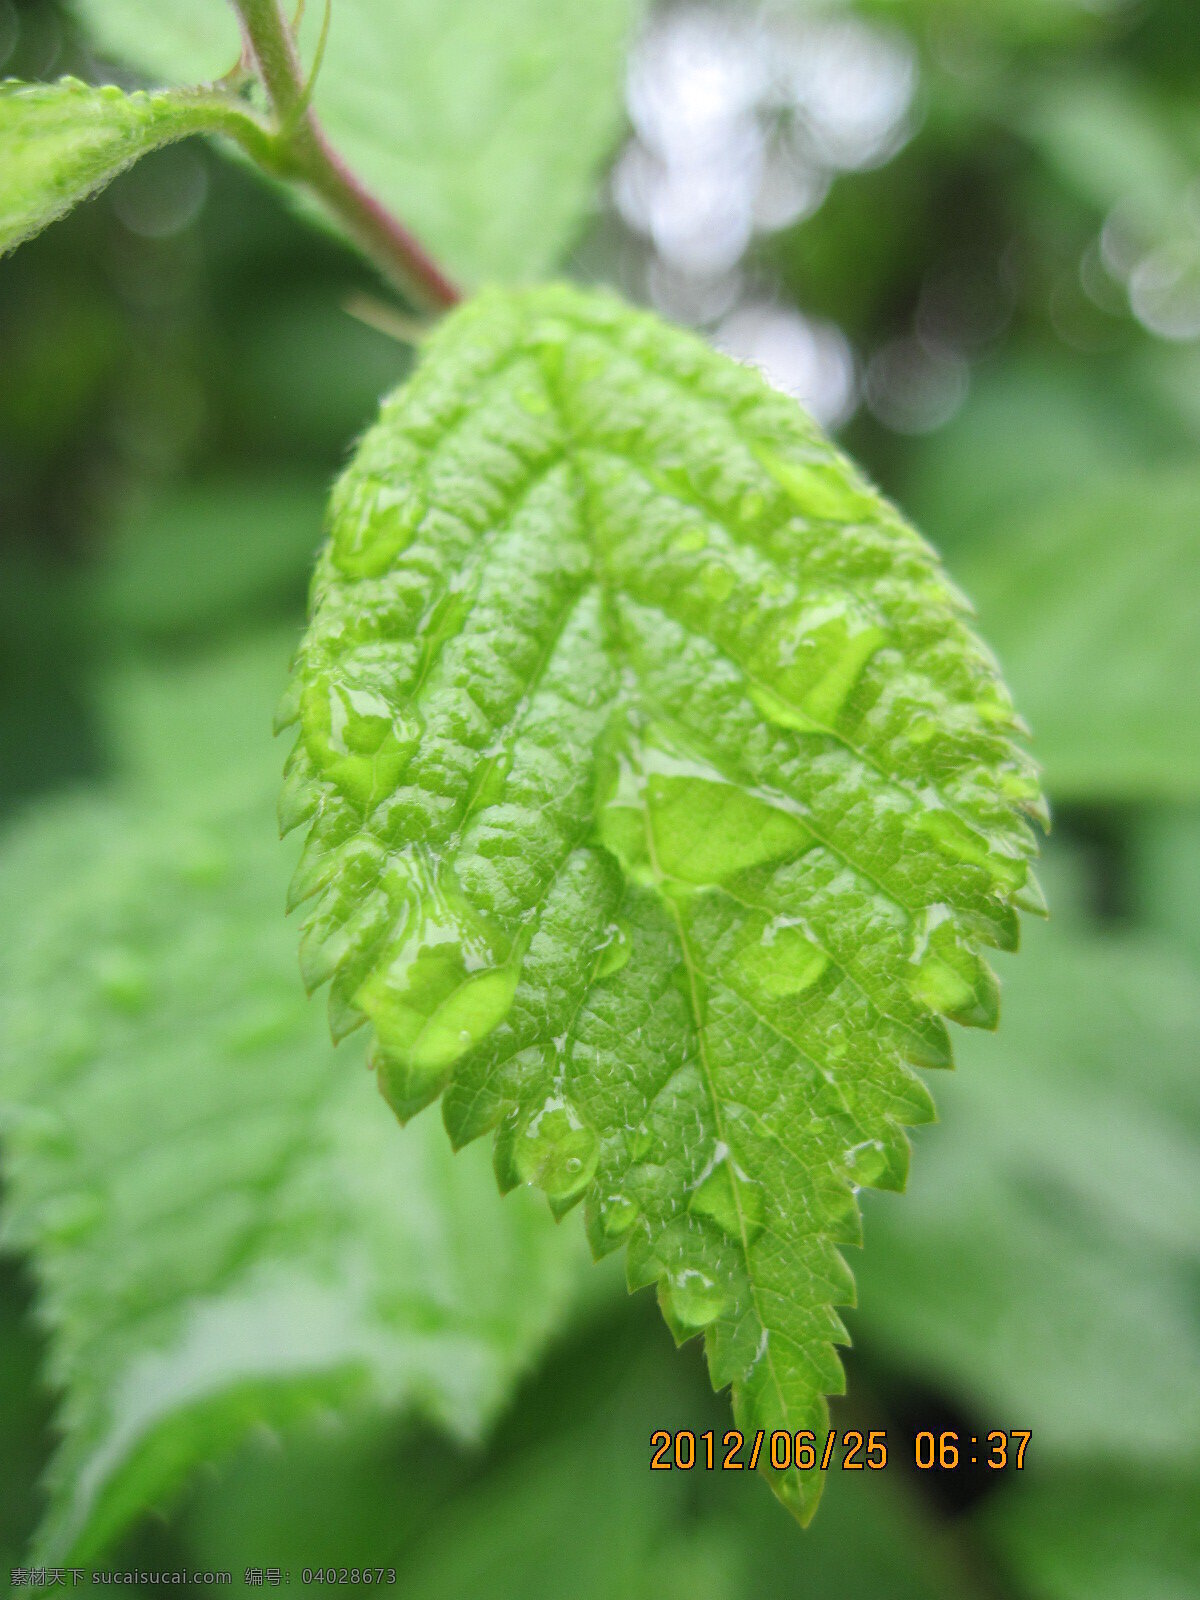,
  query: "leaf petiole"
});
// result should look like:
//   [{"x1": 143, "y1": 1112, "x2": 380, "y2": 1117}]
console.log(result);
[{"x1": 228, "y1": 0, "x2": 460, "y2": 313}]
